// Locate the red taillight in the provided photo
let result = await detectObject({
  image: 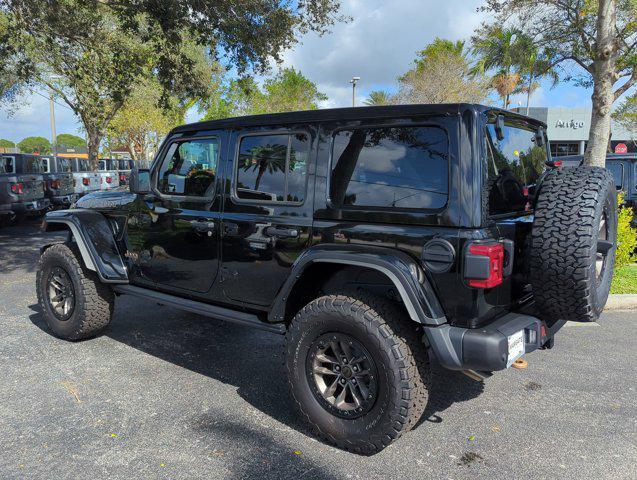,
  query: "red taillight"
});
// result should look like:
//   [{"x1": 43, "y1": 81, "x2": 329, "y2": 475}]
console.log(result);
[
  {"x1": 106, "y1": 176, "x2": 112, "y2": 184},
  {"x1": 119, "y1": 174, "x2": 126, "y2": 182},
  {"x1": 467, "y1": 243, "x2": 504, "y2": 289},
  {"x1": 50, "y1": 179, "x2": 61, "y2": 189},
  {"x1": 82, "y1": 177, "x2": 90, "y2": 186},
  {"x1": 10, "y1": 183, "x2": 24, "y2": 194},
  {"x1": 554, "y1": 160, "x2": 563, "y2": 167}
]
